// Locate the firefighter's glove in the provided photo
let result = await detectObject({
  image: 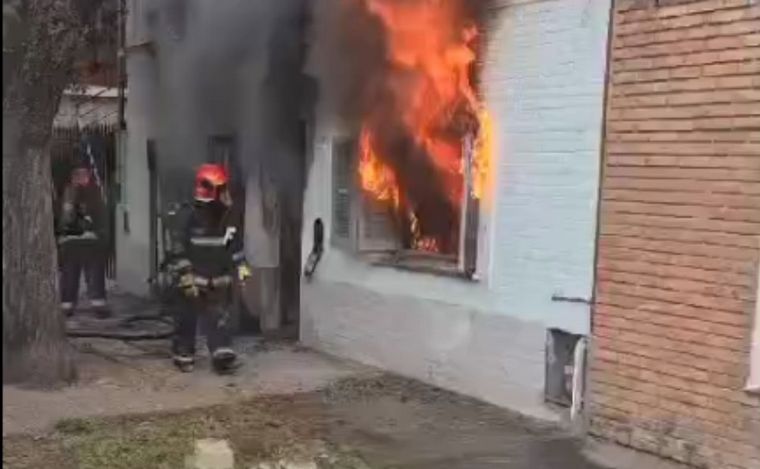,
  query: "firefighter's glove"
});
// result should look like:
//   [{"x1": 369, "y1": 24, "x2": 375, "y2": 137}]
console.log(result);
[
  {"x1": 178, "y1": 273, "x2": 199, "y2": 298},
  {"x1": 237, "y1": 264, "x2": 252, "y2": 282}
]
